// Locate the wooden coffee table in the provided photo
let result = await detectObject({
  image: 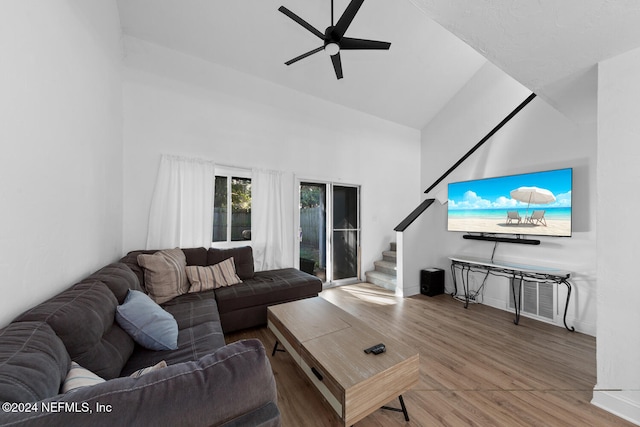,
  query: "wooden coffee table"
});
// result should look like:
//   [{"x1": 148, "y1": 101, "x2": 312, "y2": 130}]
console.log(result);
[{"x1": 267, "y1": 297, "x2": 419, "y2": 426}]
